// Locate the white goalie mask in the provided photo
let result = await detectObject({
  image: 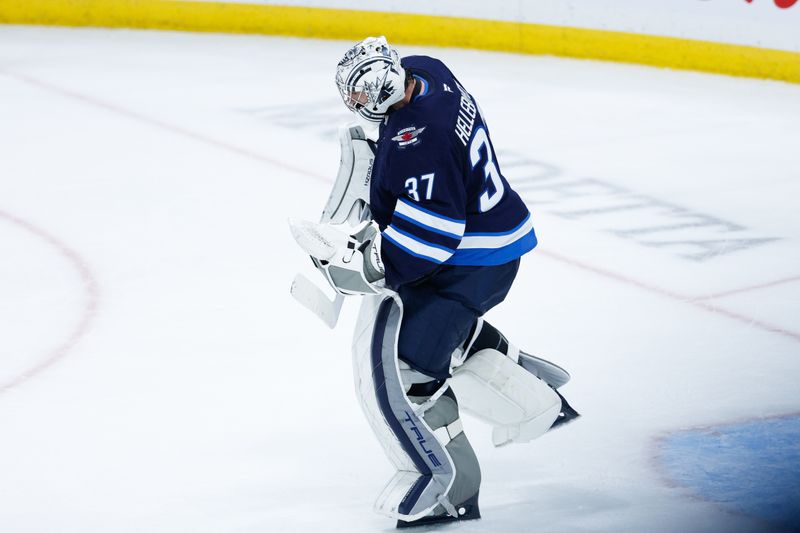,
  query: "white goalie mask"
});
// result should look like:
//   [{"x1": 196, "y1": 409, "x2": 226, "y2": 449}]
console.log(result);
[{"x1": 335, "y1": 36, "x2": 406, "y2": 124}]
